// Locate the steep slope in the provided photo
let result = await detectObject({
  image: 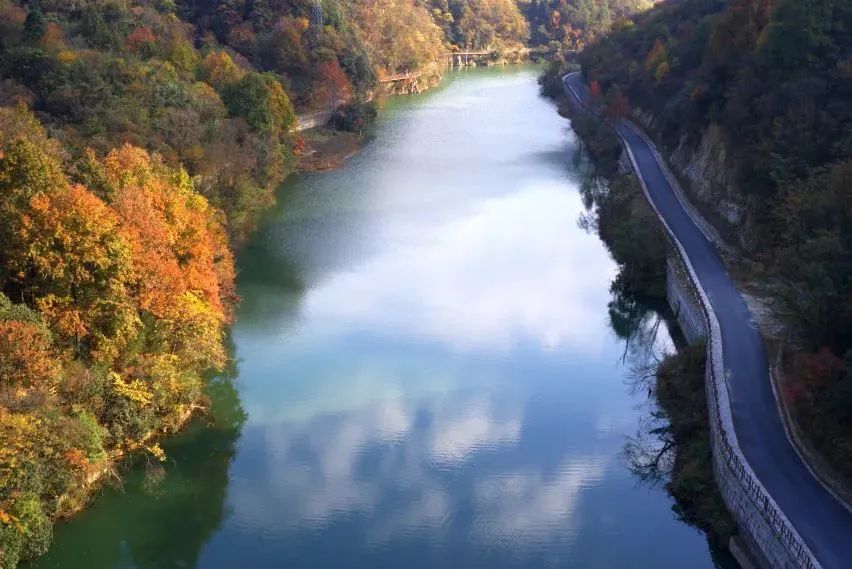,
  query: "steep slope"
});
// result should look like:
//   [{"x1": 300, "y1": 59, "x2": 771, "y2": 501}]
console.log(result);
[{"x1": 573, "y1": 0, "x2": 852, "y2": 484}]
